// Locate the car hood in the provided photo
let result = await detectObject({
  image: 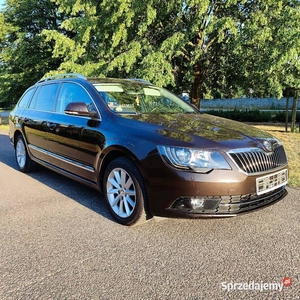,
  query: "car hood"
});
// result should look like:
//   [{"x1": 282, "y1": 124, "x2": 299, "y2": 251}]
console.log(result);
[{"x1": 121, "y1": 113, "x2": 275, "y2": 150}]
